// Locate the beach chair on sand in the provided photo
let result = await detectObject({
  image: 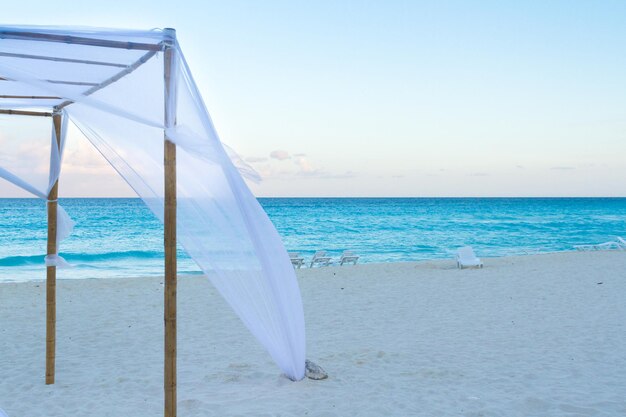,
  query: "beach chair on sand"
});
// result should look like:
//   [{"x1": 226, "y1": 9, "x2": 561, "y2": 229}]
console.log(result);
[
  {"x1": 309, "y1": 251, "x2": 332, "y2": 268},
  {"x1": 288, "y1": 252, "x2": 305, "y2": 269},
  {"x1": 574, "y1": 242, "x2": 620, "y2": 251},
  {"x1": 456, "y1": 246, "x2": 483, "y2": 269},
  {"x1": 339, "y1": 250, "x2": 359, "y2": 266},
  {"x1": 574, "y1": 236, "x2": 626, "y2": 251}
]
